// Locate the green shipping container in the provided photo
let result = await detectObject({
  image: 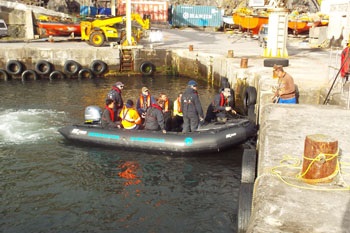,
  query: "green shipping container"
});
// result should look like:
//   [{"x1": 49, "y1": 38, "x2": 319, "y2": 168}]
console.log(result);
[{"x1": 172, "y1": 5, "x2": 222, "y2": 27}]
